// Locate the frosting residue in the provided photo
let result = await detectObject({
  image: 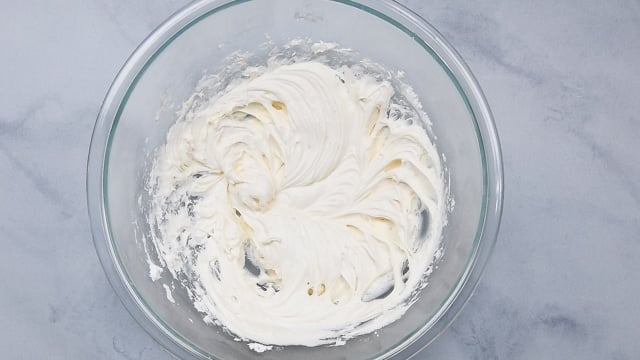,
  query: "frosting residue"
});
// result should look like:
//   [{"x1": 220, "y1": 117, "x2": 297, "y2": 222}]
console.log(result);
[{"x1": 148, "y1": 42, "x2": 445, "y2": 348}]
